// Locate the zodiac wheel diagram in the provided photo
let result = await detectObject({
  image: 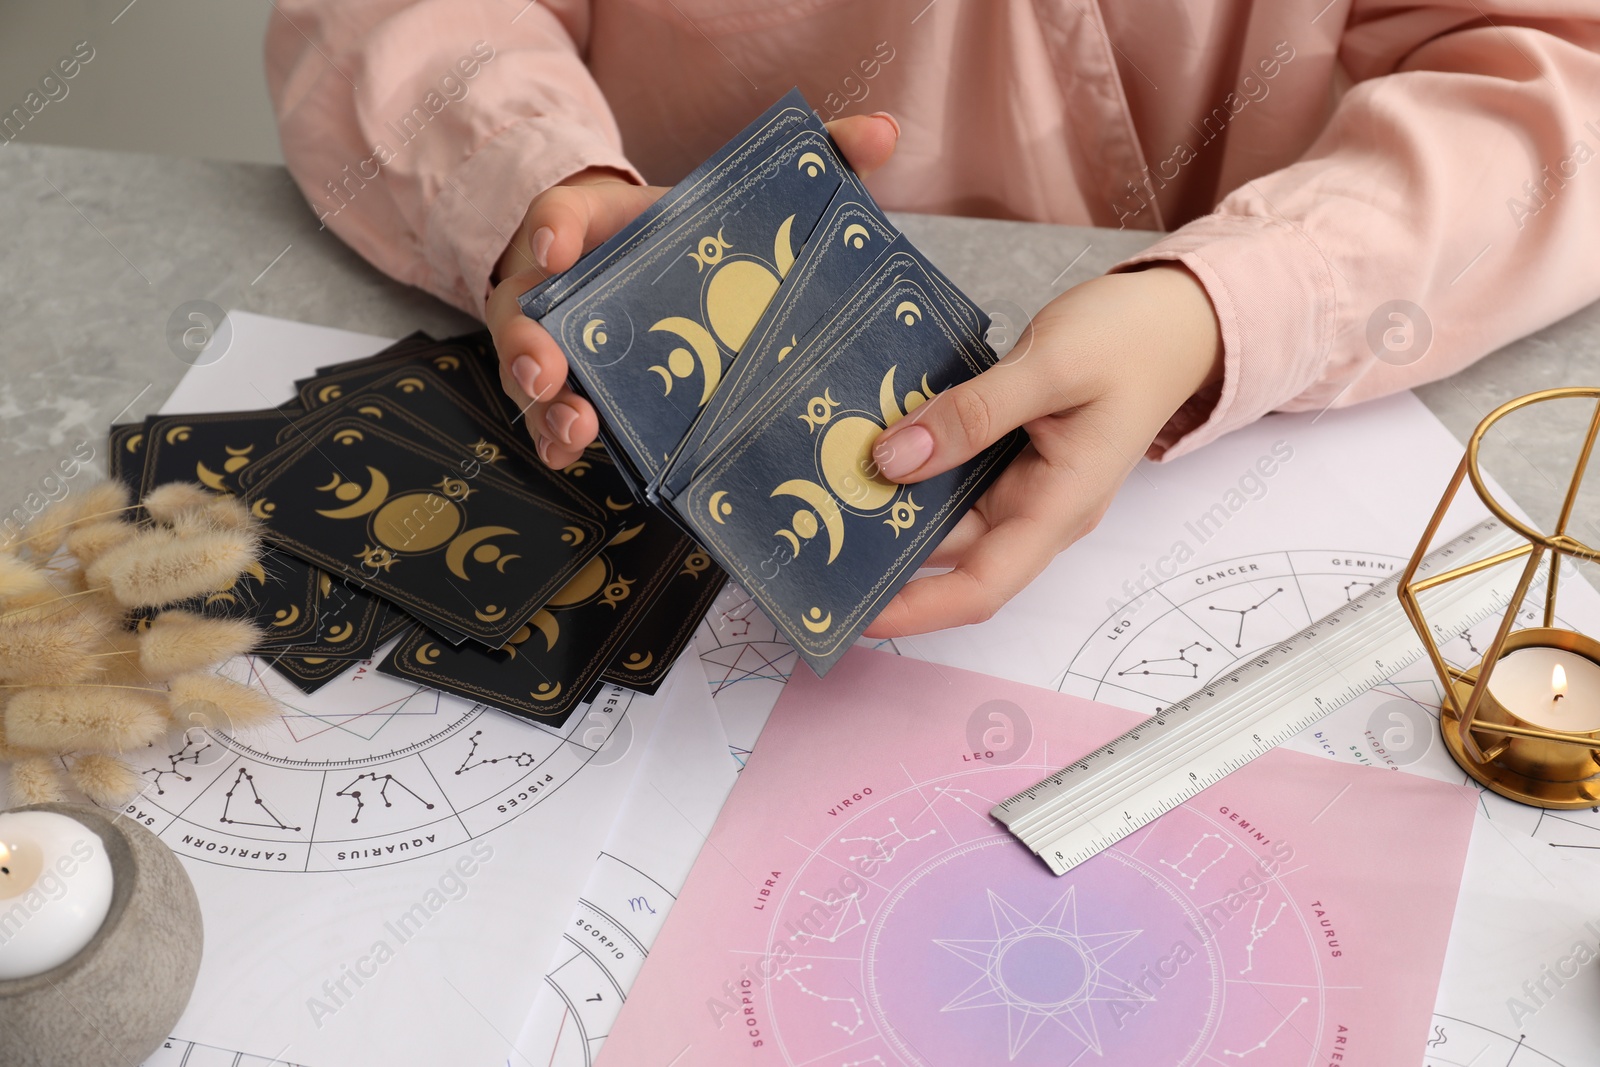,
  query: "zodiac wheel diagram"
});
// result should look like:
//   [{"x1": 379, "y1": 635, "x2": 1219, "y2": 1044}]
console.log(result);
[
  {"x1": 127, "y1": 657, "x2": 636, "y2": 873},
  {"x1": 1059, "y1": 550, "x2": 1408, "y2": 712},
  {"x1": 760, "y1": 764, "x2": 1329, "y2": 1066}
]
